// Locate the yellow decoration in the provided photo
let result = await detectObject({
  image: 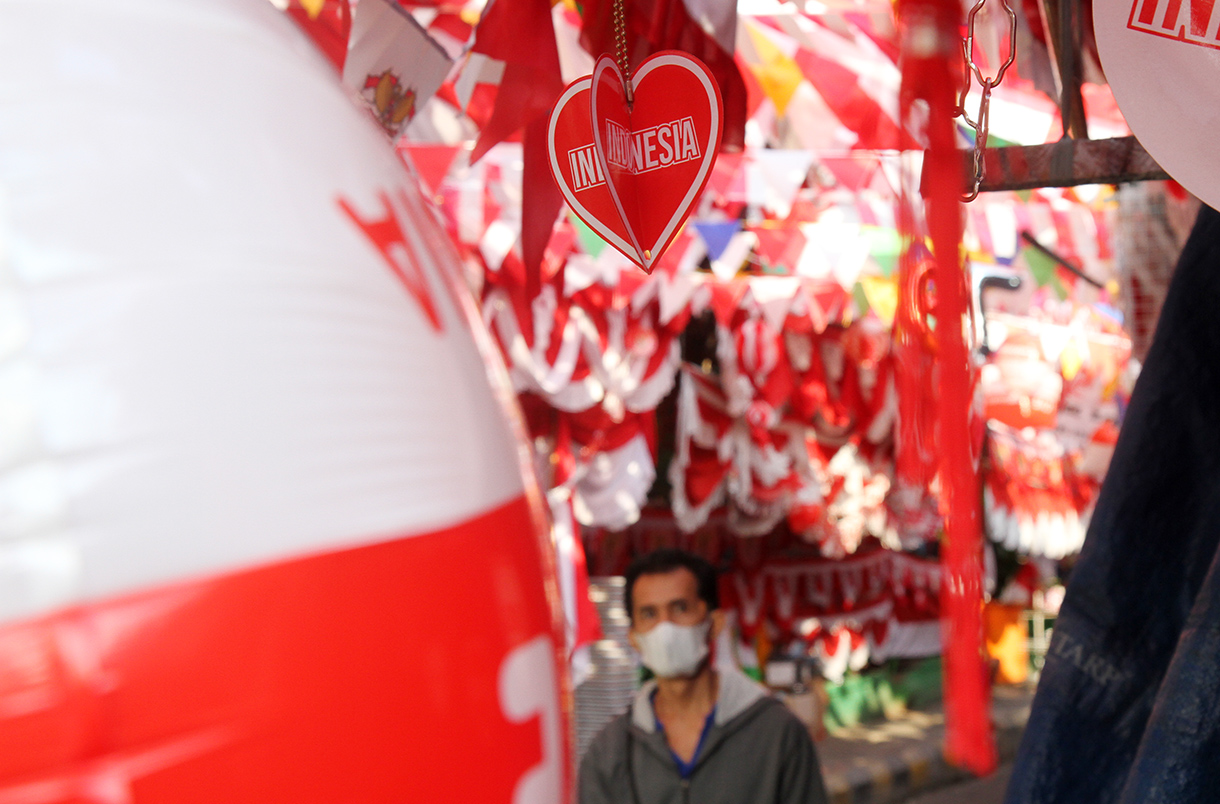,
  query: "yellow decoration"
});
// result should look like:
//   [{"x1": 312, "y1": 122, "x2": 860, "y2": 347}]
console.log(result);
[
  {"x1": 1060, "y1": 341, "x2": 1083, "y2": 381},
  {"x1": 984, "y1": 602, "x2": 1029, "y2": 685},
  {"x1": 744, "y1": 24, "x2": 804, "y2": 117},
  {"x1": 860, "y1": 275, "x2": 899, "y2": 327},
  {"x1": 298, "y1": 0, "x2": 325, "y2": 19}
]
